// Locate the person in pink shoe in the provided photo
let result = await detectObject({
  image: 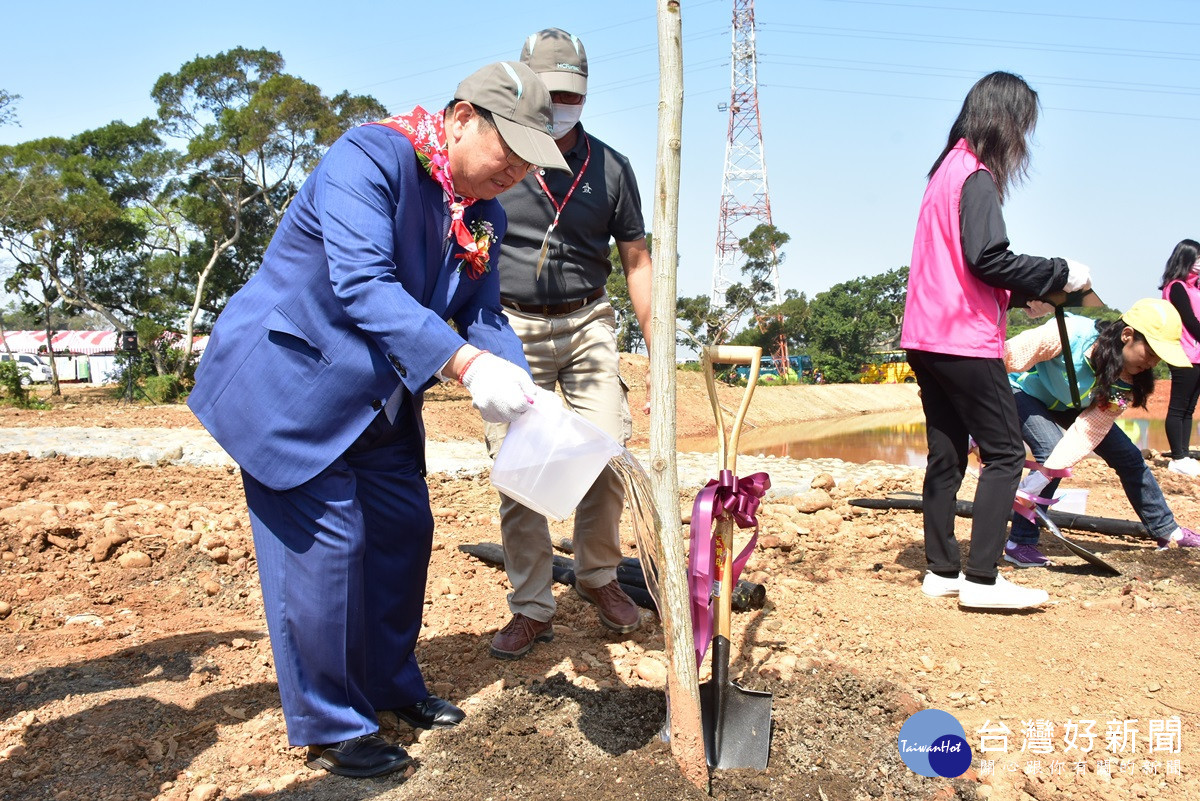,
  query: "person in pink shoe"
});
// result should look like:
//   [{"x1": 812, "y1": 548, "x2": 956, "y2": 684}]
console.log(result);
[{"x1": 1007, "y1": 298, "x2": 1200, "y2": 565}]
